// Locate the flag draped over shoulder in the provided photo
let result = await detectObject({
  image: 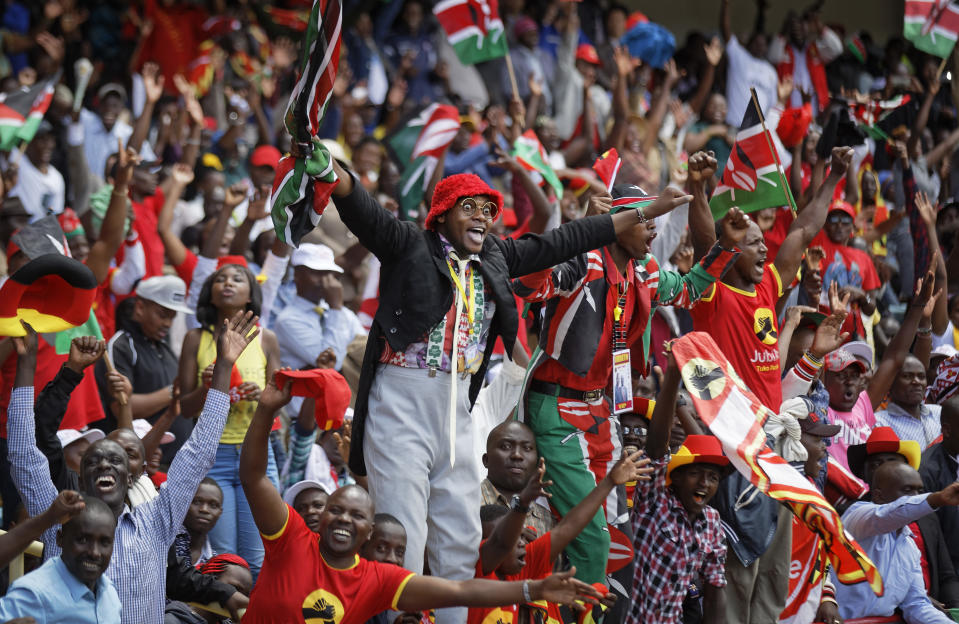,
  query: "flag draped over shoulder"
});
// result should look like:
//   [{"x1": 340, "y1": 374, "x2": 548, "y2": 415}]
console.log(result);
[
  {"x1": 709, "y1": 93, "x2": 794, "y2": 220},
  {"x1": 512, "y1": 129, "x2": 563, "y2": 199},
  {"x1": 434, "y1": 0, "x2": 508, "y2": 65},
  {"x1": 670, "y1": 332, "x2": 883, "y2": 596},
  {"x1": 904, "y1": 0, "x2": 959, "y2": 58},
  {"x1": 386, "y1": 103, "x2": 459, "y2": 220},
  {"x1": 270, "y1": 0, "x2": 342, "y2": 247},
  {"x1": 0, "y1": 72, "x2": 58, "y2": 151}
]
